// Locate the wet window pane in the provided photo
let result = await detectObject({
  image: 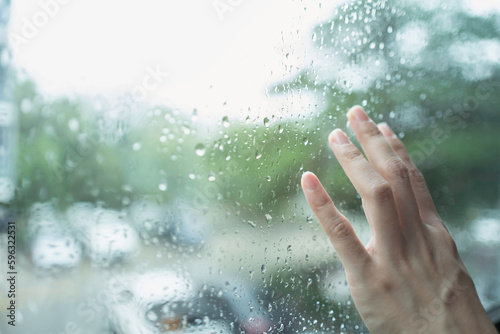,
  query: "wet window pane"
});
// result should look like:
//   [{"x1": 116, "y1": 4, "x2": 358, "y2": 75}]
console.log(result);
[{"x1": 1, "y1": 0, "x2": 499, "y2": 333}]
